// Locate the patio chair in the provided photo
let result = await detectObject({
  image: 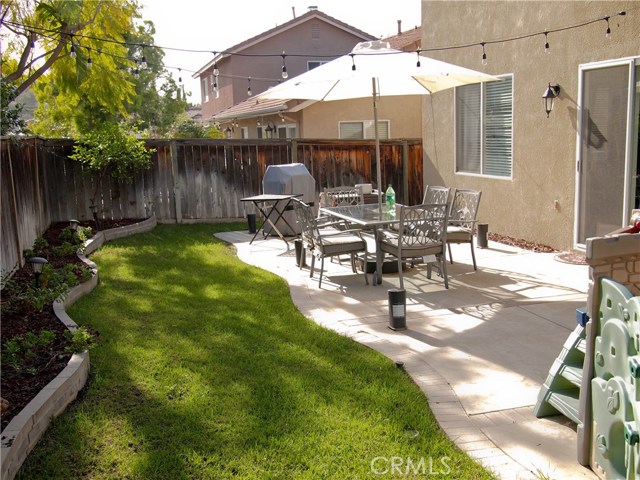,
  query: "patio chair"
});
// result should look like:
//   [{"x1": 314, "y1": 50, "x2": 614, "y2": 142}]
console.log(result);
[
  {"x1": 446, "y1": 189, "x2": 482, "y2": 270},
  {"x1": 323, "y1": 186, "x2": 364, "y2": 207},
  {"x1": 292, "y1": 199, "x2": 369, "y2": 287},
  {"x1": 379, "y1": 203, "x2": 449, "y2": 289},
  {"x1": 422, "y1": 185, "x2": 451, "y2": 205}
]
